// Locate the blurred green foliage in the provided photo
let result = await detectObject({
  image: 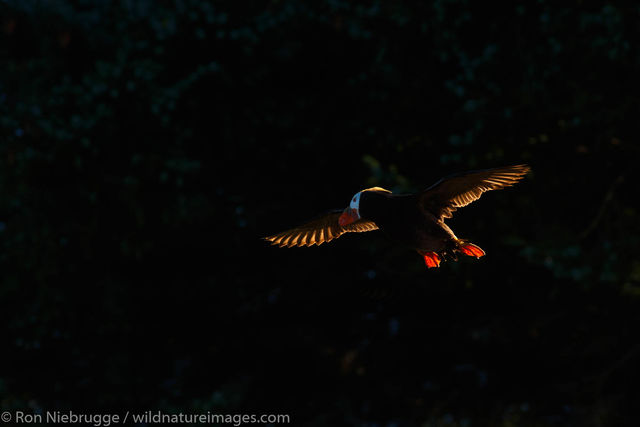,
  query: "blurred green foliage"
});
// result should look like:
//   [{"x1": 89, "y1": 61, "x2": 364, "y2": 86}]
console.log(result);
[{"x1": 1, "y1": 0, "x2": 639, "y2": 425}]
